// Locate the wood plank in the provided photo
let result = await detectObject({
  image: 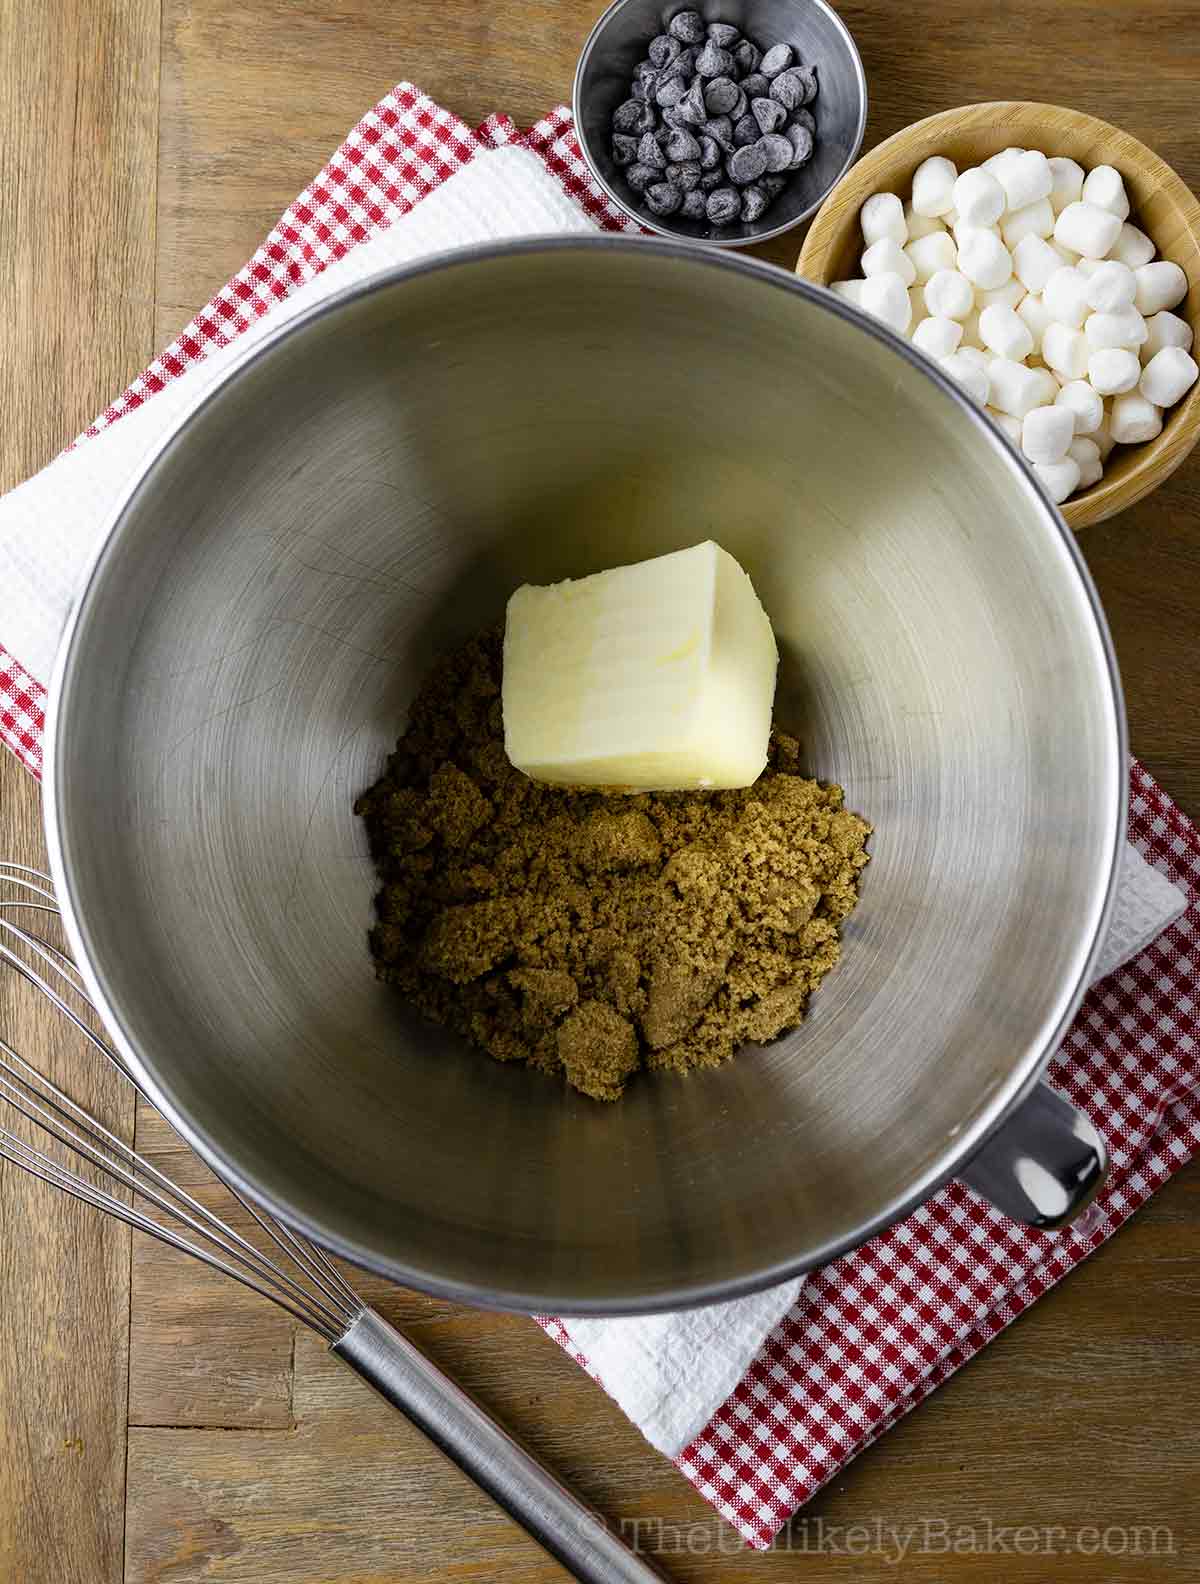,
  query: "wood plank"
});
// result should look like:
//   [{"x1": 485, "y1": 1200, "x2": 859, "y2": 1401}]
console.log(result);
[{"x1": 0, "y1": 1, "x2": 159, "y2": 1579}]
